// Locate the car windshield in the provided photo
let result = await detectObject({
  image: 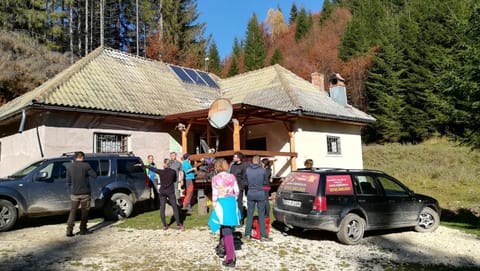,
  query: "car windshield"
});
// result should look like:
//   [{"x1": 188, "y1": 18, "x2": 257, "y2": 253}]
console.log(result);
[{"x1": 8, "y1": 160, "x2": 46, "y2": 178}]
